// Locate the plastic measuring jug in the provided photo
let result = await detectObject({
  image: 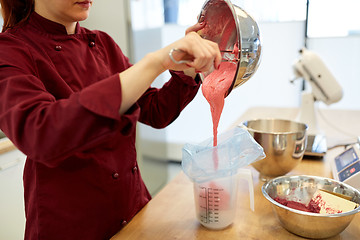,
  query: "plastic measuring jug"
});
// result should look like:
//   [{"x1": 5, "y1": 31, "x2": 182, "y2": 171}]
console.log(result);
[
  {"x1": 193, "y1": 168, "x2": 254, "y2": 230},
  {"x1": 182, "y1": 127, "x2": 265, "y2": 230}
]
